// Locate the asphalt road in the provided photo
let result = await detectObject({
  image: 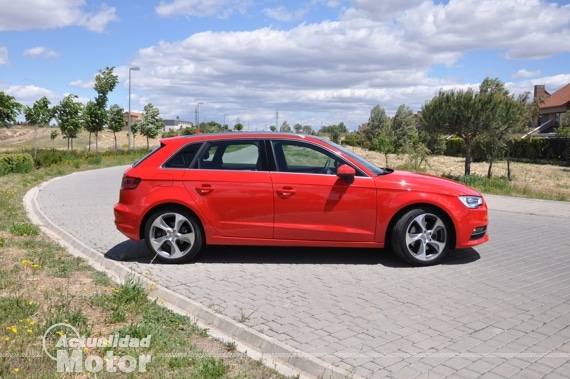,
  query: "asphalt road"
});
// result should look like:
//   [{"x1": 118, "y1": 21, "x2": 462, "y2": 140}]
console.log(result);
[{"x1": 25, "y1": 165, "x2": 570, "y2": 379}]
